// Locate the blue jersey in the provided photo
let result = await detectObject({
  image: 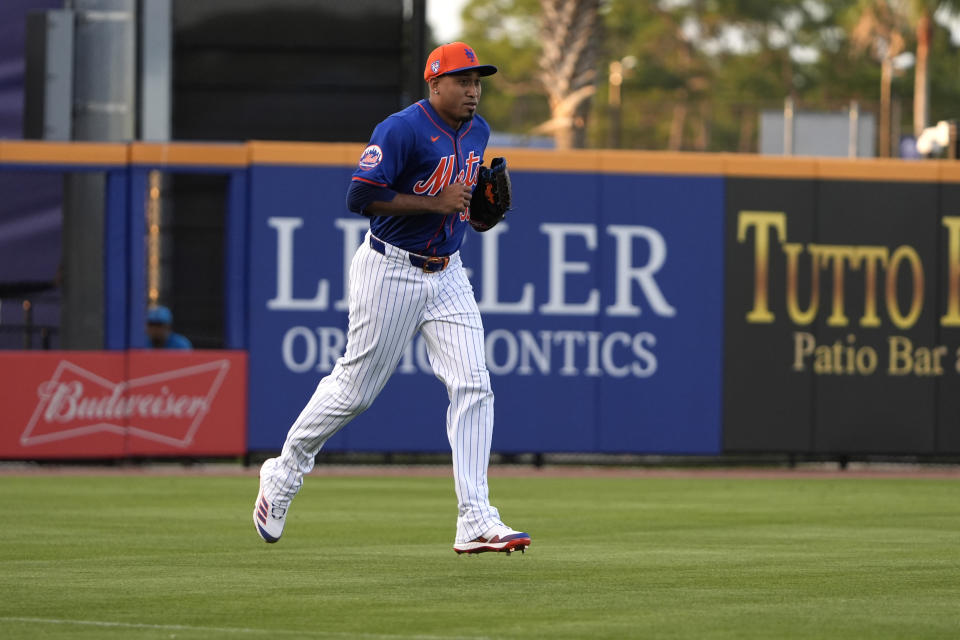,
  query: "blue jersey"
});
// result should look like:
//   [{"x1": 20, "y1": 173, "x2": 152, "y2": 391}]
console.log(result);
[
  {"x1": 147, "y1": 332, "x2": 192, "y2": 349},
  {"x1": 165, "y1": 333, "x2": 192, "y2": 349},
  {"x1": 350, "y1": 99, "x2": 490, "y2": 256}
]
